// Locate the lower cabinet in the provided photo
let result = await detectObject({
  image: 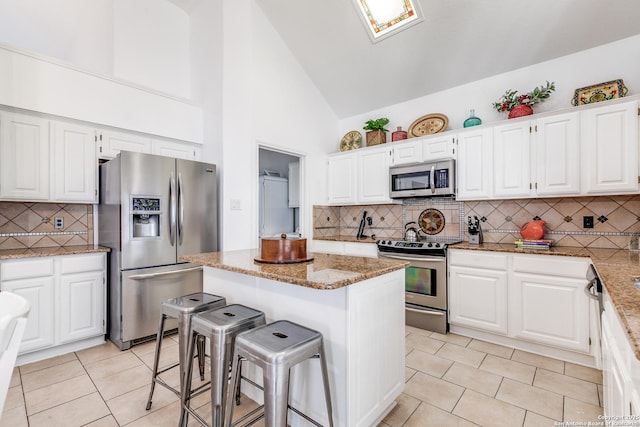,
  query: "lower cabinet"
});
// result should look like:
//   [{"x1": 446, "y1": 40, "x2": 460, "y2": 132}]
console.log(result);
[
  {"x1": 449, "y1": 249, "x2": 593, "y2": 360},
  {"x1": 601, "y1": 286, "x2": 640, "y2": 422},
  {"x1": 0, "y1": 253, "x2": 106, "y2": 359}
]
